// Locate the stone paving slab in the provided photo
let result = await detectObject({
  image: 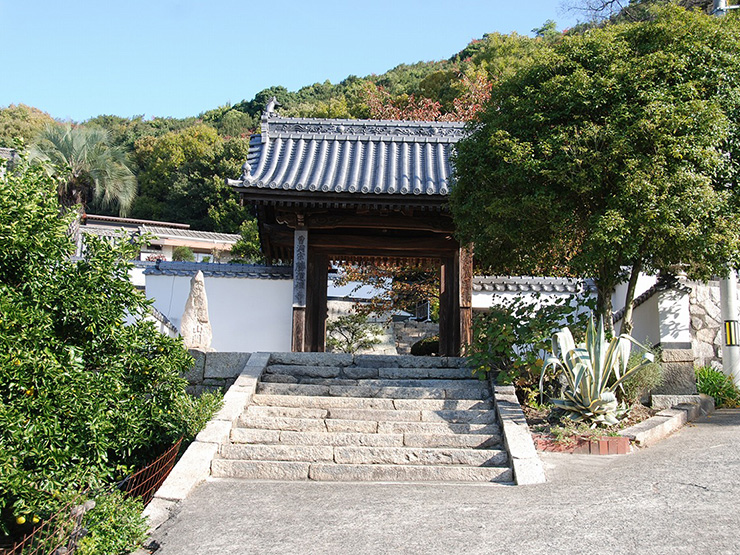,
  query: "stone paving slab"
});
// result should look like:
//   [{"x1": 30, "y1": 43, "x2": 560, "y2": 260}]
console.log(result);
[
  {"x1": 332, "y1": 446, "x2": 507, "y2": 467},
  {"x1": 251, "y1": 394, "x2": 396, "y2": 410}
]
